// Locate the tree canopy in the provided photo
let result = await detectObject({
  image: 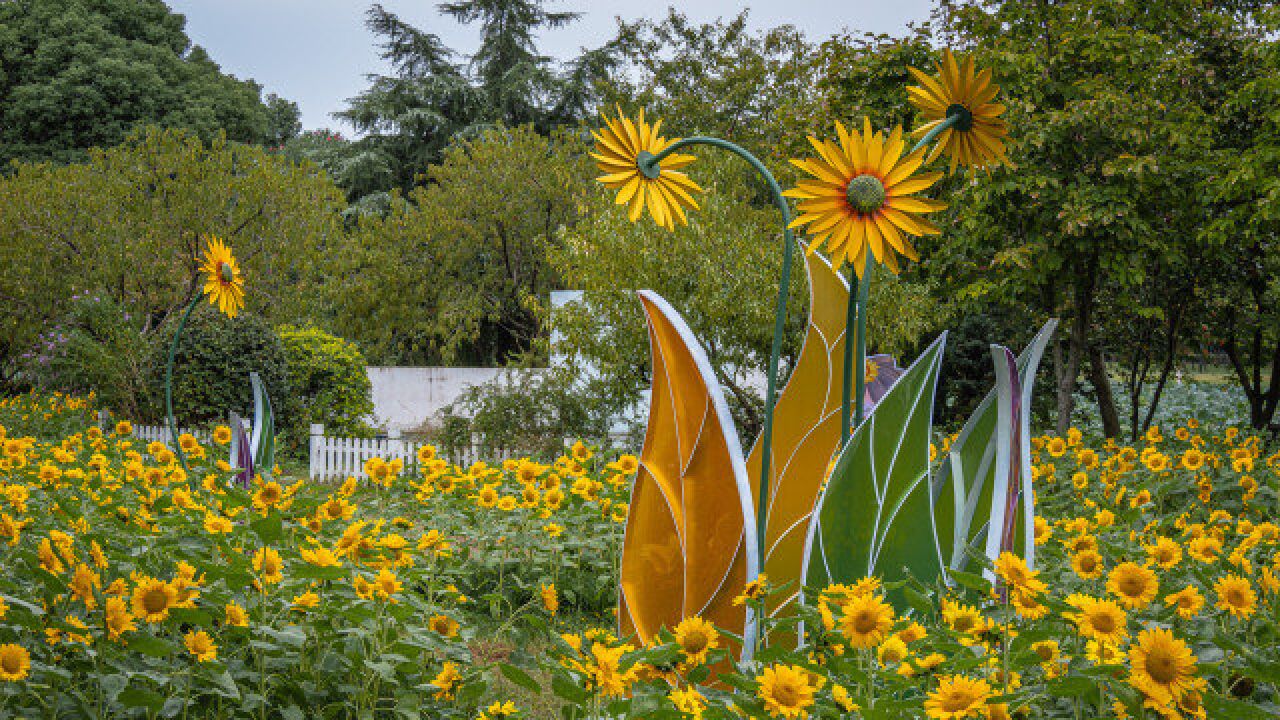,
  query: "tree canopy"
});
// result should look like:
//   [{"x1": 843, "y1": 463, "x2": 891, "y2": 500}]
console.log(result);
[{"x1": 0, "y1": 0, "x2": 300, "y2": 167}]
